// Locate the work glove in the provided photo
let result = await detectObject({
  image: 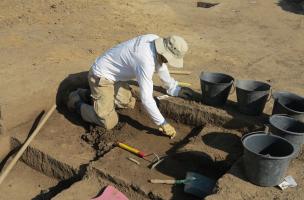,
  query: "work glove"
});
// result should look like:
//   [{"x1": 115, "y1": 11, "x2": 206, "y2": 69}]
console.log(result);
[
  {"x1": 159, "y1": 122, "x2": 176, "y2": 139},
  {"x1": 178, "y1": 87, "x2": 196, "y2": 100}
]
